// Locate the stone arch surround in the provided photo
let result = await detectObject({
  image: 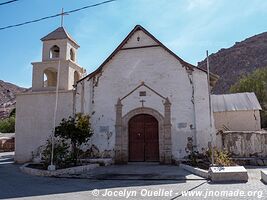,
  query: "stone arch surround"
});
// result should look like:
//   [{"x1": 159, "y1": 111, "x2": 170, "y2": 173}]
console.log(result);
[{"x1": 115, "y1": 102, "x2": 172, "y2": 164}]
